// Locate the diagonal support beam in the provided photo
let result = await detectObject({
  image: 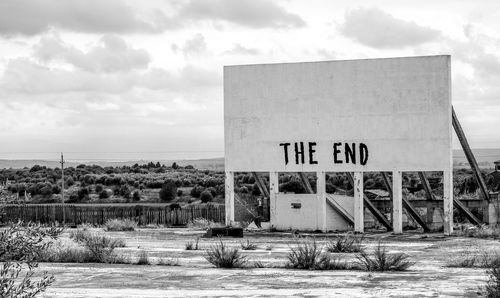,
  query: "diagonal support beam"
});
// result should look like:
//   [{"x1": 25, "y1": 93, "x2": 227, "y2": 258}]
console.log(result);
[
  {"x1": 346, "y1": 173, "x2": 393, "y2": 231},
  {"x1": 251, "y1": 172, "x2": 269, "y2": 198},
  {"x1": 453, "y1": 107, "x2": 490, "y2": 201},
  {"x1": 418, "y1": 172, "x2": 435, "y2": 201},
  {"x1": 419, "y1": 170, "x2": 482, "y2": 226},
  {"x1": 382, "y1": 172, "x2": 430, "y2": 232},
  {"x1": 297, "y1": 172, "x2": 314, "y2": 194}
]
